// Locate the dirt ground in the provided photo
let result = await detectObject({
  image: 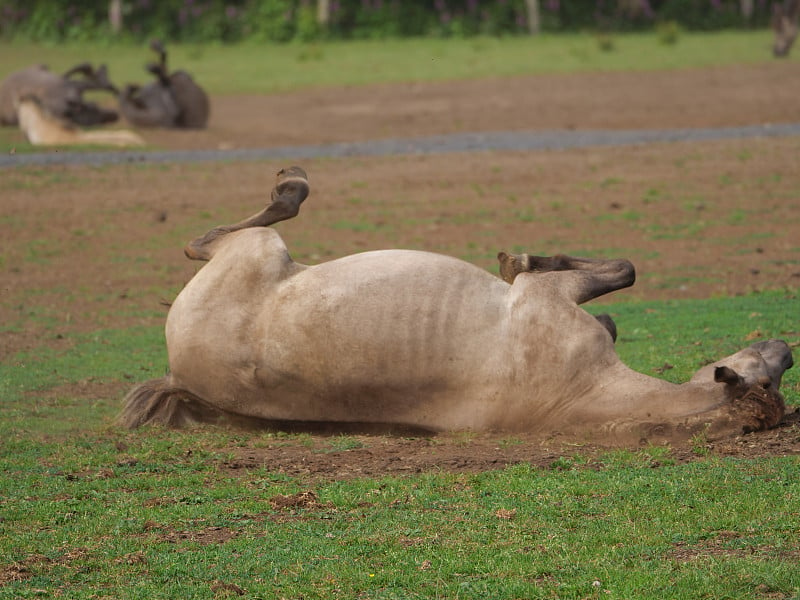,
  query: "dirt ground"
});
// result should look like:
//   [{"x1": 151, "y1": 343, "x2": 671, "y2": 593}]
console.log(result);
[
  {"x1": 3, "y1": 63, "x2": 800, "y2": 477},
  {"x1": 217, "y1": 411, "x2": 800, "y2": 483},
  {"x1": 130, "y1": 62, "x2": 800, "y2": 150}
]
